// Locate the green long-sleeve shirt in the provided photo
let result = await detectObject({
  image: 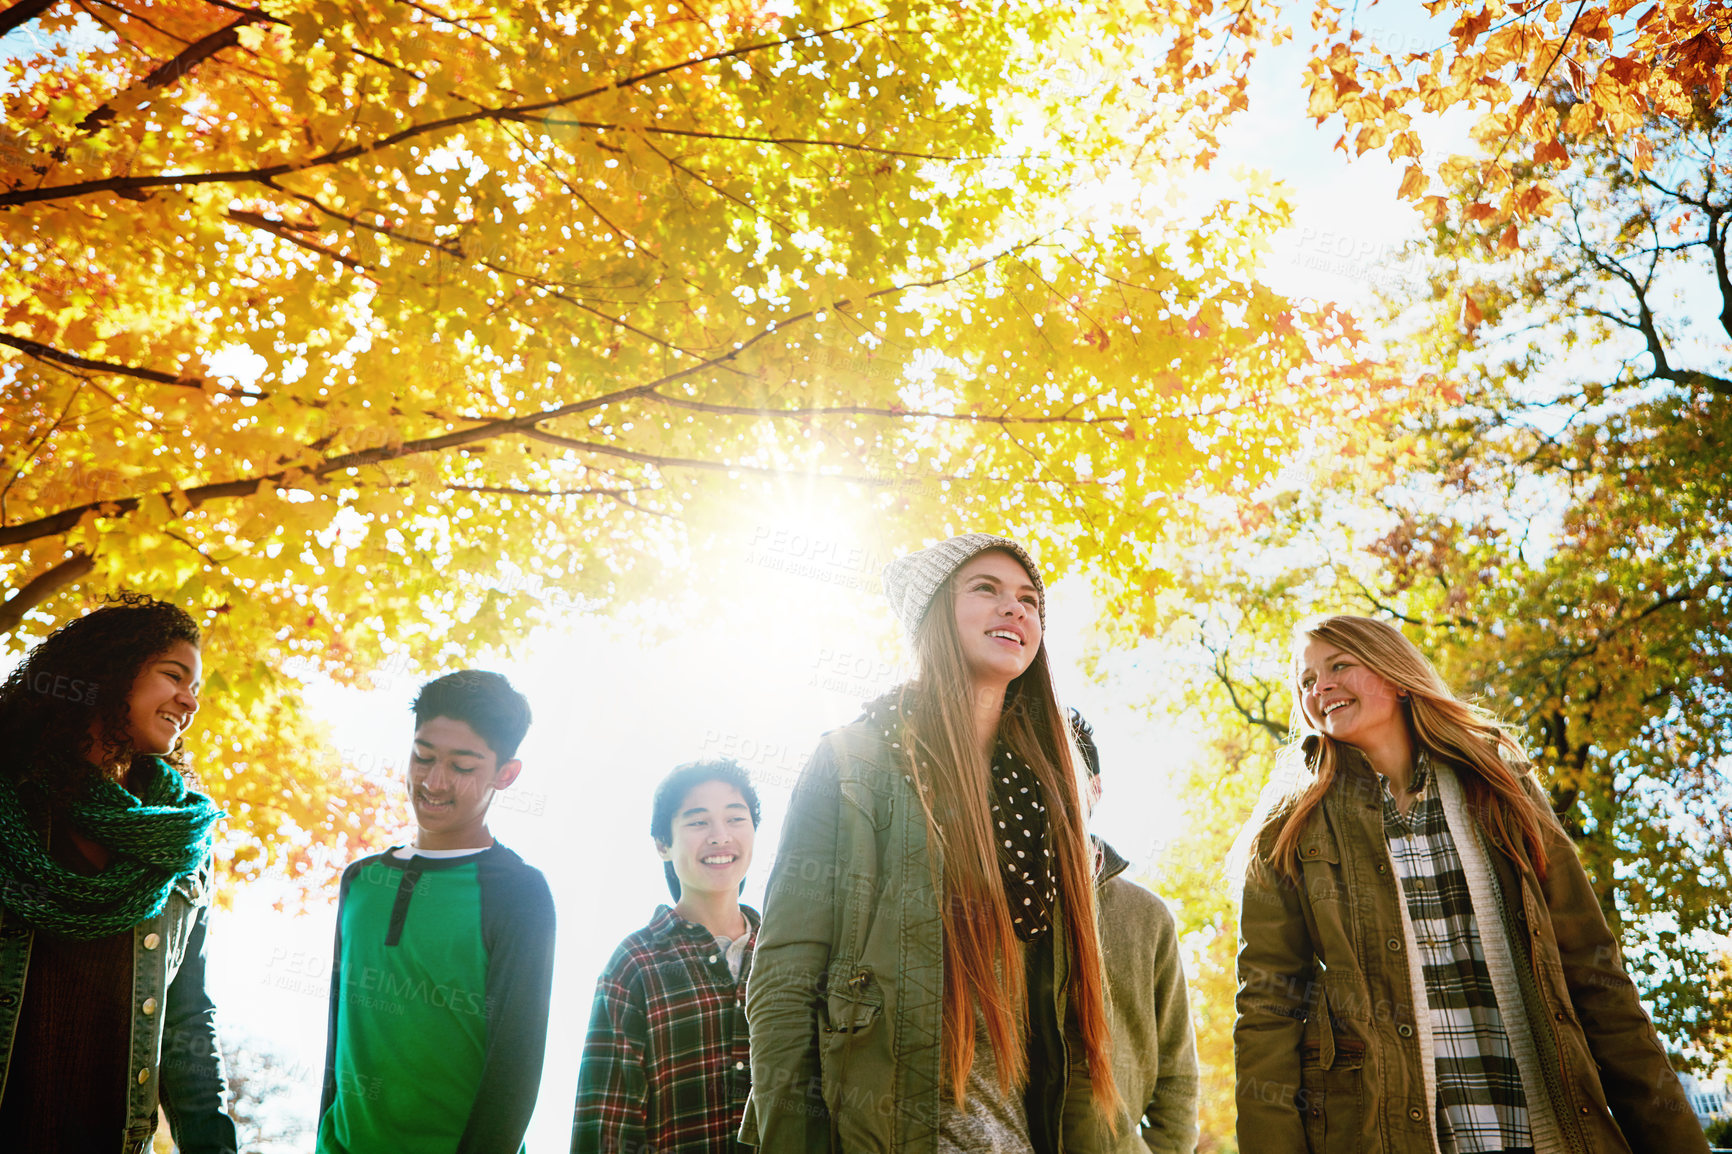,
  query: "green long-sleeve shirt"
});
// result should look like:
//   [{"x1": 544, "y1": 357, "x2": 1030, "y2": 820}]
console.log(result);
[{"x1": 318, "y1": 842, "x2": 556, "y2": 1154}]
